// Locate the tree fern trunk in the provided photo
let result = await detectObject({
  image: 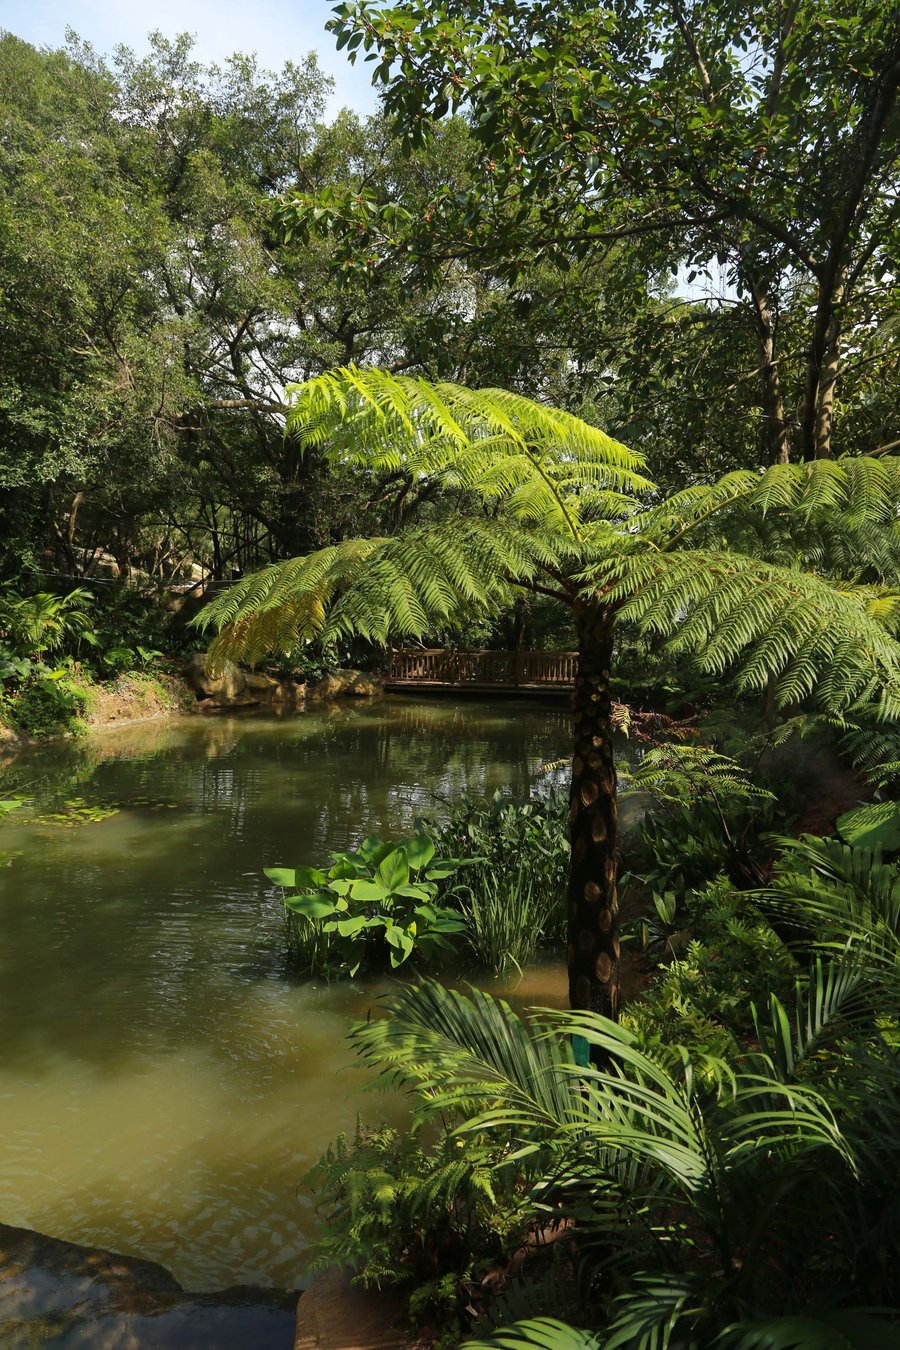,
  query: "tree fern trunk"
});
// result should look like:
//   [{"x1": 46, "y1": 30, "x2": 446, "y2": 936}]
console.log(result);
[{"x1": 568, "y1": 600, "x2": 619, "y2": 1026}]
